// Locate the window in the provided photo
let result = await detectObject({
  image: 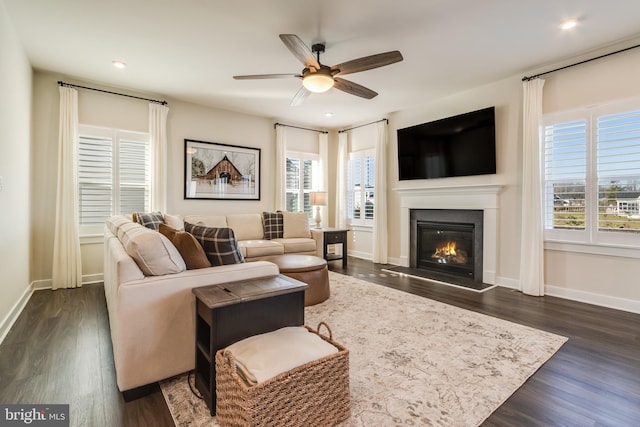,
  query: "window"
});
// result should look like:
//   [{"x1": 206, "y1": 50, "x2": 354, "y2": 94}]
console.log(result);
[
  {"x1": 348, "y1": 149, "x2": 375, "y2": 226},
  {"x1": 78, "y1": 125, "x2": 150, "y2": 233},
  {"x1": 543, "y1": 97, "x2": 640, "y2": 248},
  {"x1": 285, "y1": 152, "x2": 319, "y2": 218}
]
